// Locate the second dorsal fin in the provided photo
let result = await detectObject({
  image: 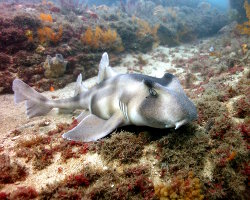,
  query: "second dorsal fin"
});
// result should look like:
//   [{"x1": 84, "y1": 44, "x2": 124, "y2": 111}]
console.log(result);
[{"x1": 97, "y1": 52, "x2": 117, "y2": 83}]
